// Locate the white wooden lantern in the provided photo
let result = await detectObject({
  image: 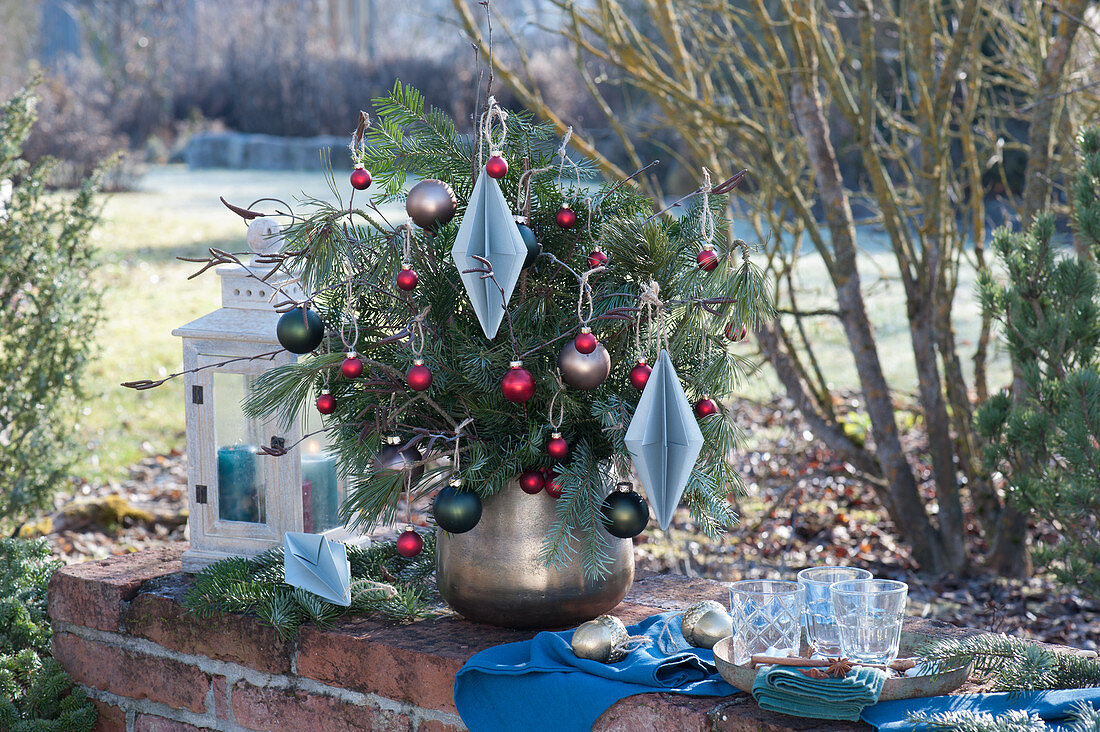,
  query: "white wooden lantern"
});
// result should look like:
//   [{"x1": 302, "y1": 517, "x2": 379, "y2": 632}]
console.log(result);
[{"x1": 174, "y1": 220, "x2": 349, "y2": 571}]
